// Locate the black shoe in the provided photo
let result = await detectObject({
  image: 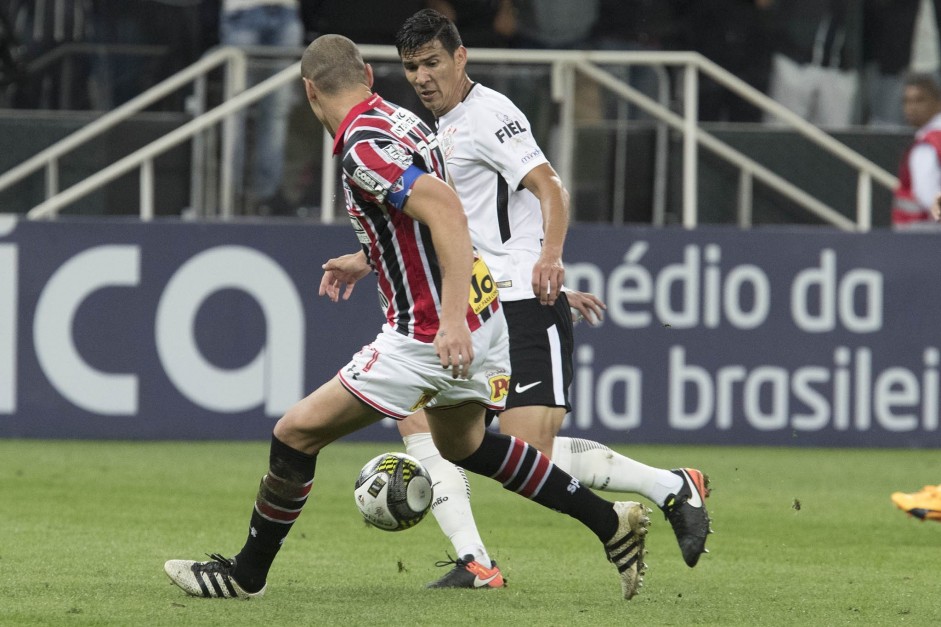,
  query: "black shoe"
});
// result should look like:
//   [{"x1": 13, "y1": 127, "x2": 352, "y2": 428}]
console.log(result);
[
  {"x1": 425, "y1": 553, "x2": 505, "y2": 589},
  {"x1": 660, "y1": 468, "x2": 712, "y2": 567}
]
